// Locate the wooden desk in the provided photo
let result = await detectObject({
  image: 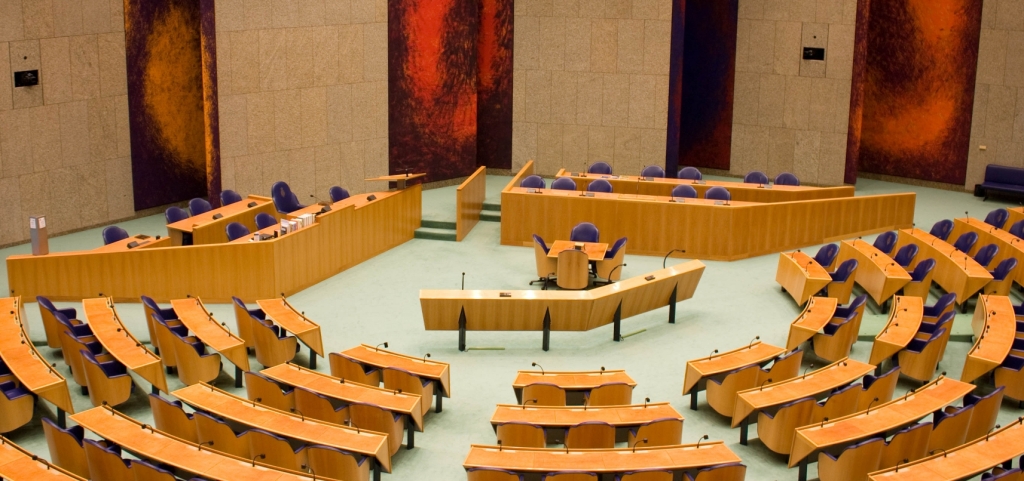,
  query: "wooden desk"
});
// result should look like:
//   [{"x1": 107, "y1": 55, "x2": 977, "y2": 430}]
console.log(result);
[
  {"x1": 0, "y1": 436, "x2": 86, "y2": 480},
  {"x1": 463, "y1": 442, "x2": 741, "y2": 475},
  {"x1": 490, "y1": 403, "x2": 682, "y2": 431},
  {"x1": 257, "y1": 298, "x2": 324, "y2": 369},
  {"x1": 961, "y1": 295, "x2": 1016, "y2": 383},
  {"x1": 777, "y1": 252, "x2": 833, "y2": 305},
  {"x1": 0, "y1": 297, "x2": 74, "y2": 425},
  {"x1": 513, "y1": 370, "x2": 637, "y2": 405},
  {"x1": 260, "y1": 363, "x2": 424, "y2": 430},
  {"x1": 868, "y1": 296, "x2": 924, "y2": 365},
  {"x1": 786, "y1": 297, "x2": 839, "y2": 350},
  {"x1": 894, "y1": 229, "x2": 993, "y2": 306},
  {"x1": 93, "y1": 234, "x2": 172, "y2": 253},
  {"x1": 868, "y1": 420, "x2": 1024, "y2": 480},
  {"x1": 547, "y1": 240, "x2": 608, "y2": 261},
  {"x1": 838, "y1": 240, "x2": 912, "y2": 305},
  {"x1": 82, "y1": 298, "x2": 168, "y2": 393},
  {"x1": 683, "y1": 341, "x2": 787, "y2": 409},
  {"x1": 791, "y1": 376, "x2": 975, "y2": 479},
  {"x1": 340, "y1": 344, "x2": 451, "y2": 411},
  {"x1": 285, "y1": 190, "x2": 398, "y2": 219},
  {"x1": 228, "y1": 222, "x2": 315, "y2": 244},
  {"x1": 166, "y1": 195, "x2": 276, "y2": 246},
  {"x1": 171, "y1": 297, "x2": 249, "y2": 387},
  {"x1": 421, "y1": 261, "x2": 705, "y2": 351},
  {"x1": 554, "y1": 169, "x2": 856, "y2": 203},
  {"x1": 173, "y1": 383, "x2": 392, "y2": 473},
  {"x1": 456, "y1": 167, "x2": 486, "y2": 242},
  {"x1": 365, "y1": 173, "x2": 426, "y2": 190},
  {"x1": 8, "y1": 185, "x2": 421, "y2": 302},
  {"x1": 953, "y1": 217, "x2": 1024, "y2": 288},
  {"x1": 70, "y1": 406, "x2": 315, "y2": 480}
]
